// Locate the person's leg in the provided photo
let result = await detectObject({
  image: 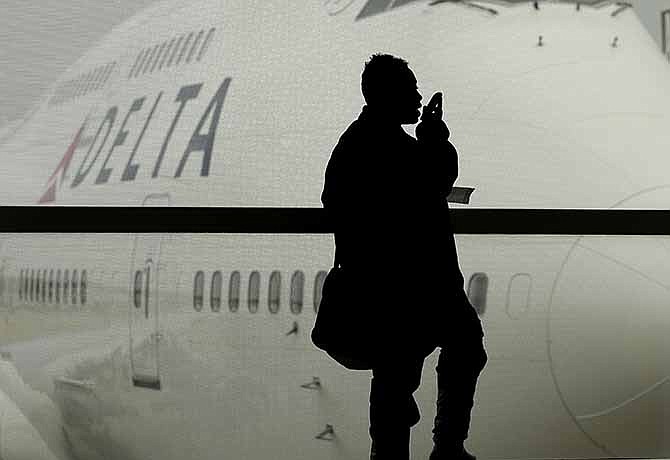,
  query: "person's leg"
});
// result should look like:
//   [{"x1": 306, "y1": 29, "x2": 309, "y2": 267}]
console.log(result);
[
  {"x1": 432, "y1": 292, "x2": 487, "y2": 449},
  {"x1": 369, "y1": 351, "x2": 426, "y2": 460}
]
